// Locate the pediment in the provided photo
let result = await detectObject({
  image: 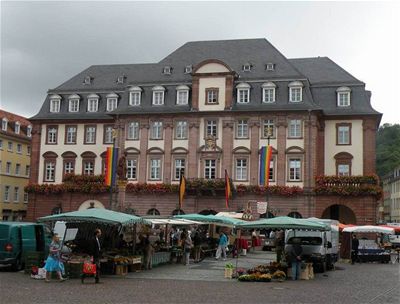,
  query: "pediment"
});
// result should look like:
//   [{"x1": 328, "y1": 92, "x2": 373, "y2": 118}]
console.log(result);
[{"x1": 194, "y1": 59, "x2": 232, "y2": 74}]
